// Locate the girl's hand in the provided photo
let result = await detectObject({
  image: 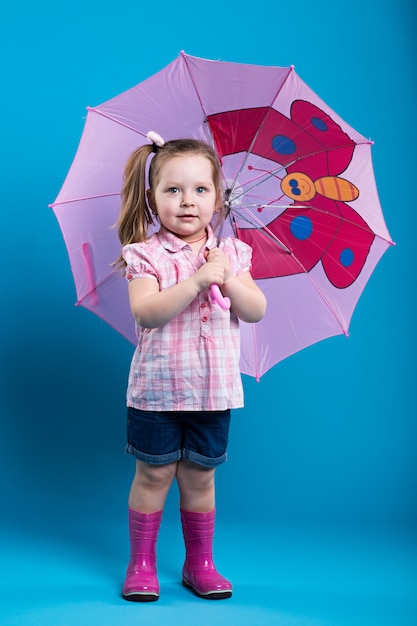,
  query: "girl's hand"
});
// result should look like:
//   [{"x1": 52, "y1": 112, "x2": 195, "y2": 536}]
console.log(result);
[
  {"x1": 204, "y1": 248, "x2": 231, "y2": 282},
  {"x1": 193, "y1": 256, "x2": 225, "y2": 292}
]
